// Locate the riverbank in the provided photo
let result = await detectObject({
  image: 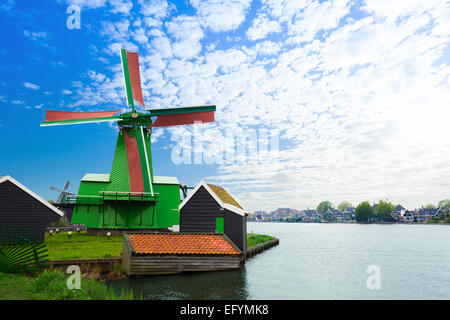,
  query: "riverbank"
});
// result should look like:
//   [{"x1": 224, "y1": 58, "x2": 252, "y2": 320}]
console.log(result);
[
  {"x1": 45, "y1": 231, "x2": 275, "y2": 260},
  {"x1": 0, "y1": 270, "x2": 136, "y2": 300},
  {"x1": 249, "y1": 220, "x2": 450, "y2": 225}
]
